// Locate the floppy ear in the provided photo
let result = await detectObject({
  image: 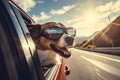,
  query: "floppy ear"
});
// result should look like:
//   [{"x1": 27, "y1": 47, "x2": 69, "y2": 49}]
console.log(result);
[{"x1": 27, "y1": 24, "x2": 42, "y2": 40}]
